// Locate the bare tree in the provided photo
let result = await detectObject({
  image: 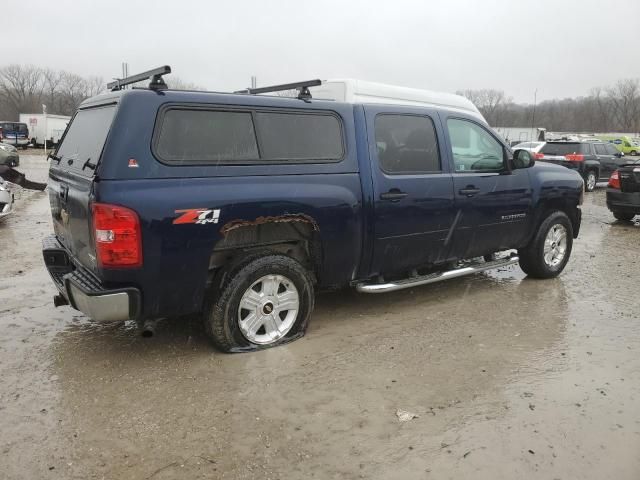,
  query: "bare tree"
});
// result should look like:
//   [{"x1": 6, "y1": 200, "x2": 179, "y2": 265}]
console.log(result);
[
  {"x1": 607, "y1": 79, "x2": 640, "y2": 132},
  {"x1": 457, "y1": 89, "x2": 510, "y2": 126},
  {"x1": 0, "y1": 64, "x2": 45, "y2": 118}
]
